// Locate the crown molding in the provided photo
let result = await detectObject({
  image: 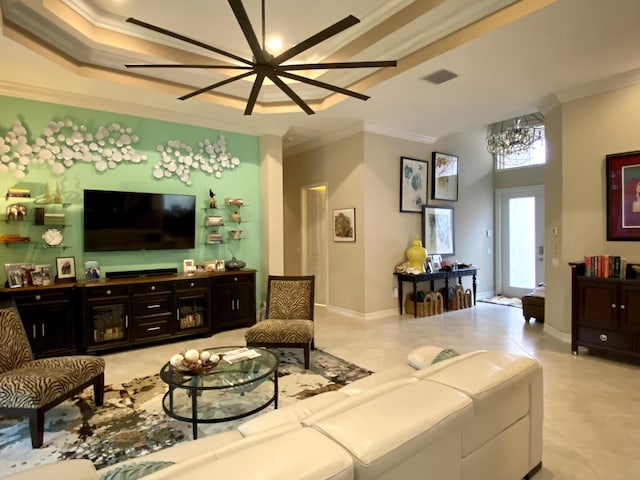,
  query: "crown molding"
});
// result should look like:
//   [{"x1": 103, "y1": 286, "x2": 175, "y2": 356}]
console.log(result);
[{"x1": 0, "y1": 80, "x2": 262, "y2": 137}]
